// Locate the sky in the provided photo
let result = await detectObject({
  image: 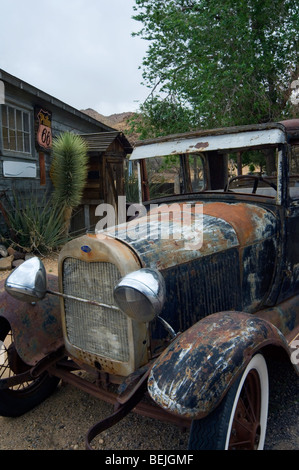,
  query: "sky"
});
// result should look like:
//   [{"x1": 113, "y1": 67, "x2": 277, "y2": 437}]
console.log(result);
[{"x1": 0, "y1": 0, "x2": 150, "y2": 116}]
